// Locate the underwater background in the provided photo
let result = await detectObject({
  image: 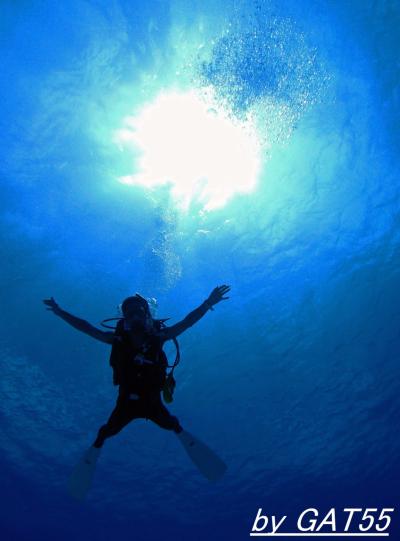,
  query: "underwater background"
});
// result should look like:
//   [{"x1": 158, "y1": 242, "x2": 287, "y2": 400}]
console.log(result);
[{"x1": 1, "y1": 0, "x2": 399, "y2": 539}]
